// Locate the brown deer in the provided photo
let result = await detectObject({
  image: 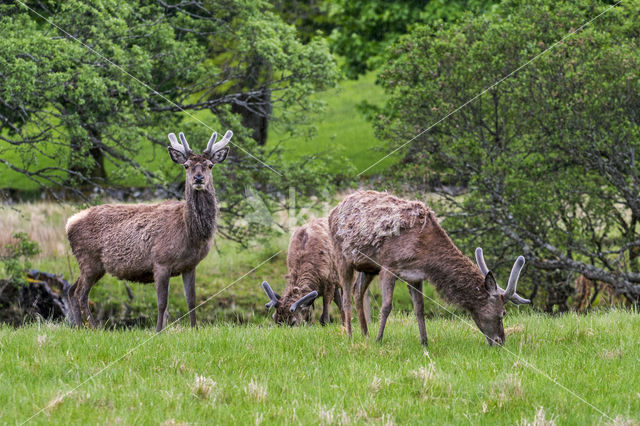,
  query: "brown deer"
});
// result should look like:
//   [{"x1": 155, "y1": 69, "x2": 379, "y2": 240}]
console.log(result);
[
  {"x1": 261, "y1": 217, "x2": 371, "y2": 326},
  {"x1": 329, "y1": 190, "x2": 529, "y2": 346},
  {"x1": 65, "y1": 130, "x2": 232, "y2": 331}
]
